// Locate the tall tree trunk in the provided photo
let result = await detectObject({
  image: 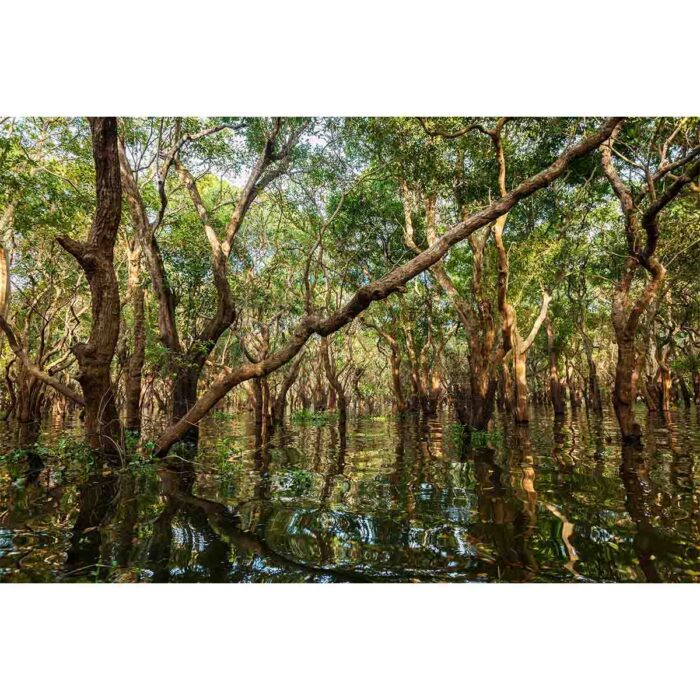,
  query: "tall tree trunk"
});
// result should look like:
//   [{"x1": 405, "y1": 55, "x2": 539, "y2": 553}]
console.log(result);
[
  {"x1": 489, "y1": 130, "x2": 551, "y2": 426},
  {"x1": 57, "y1": 117, "x2": 122, "y2": 454},
  {"x1": 125, "y1": 243, "x2": 145, "y2": 435},
  {"x1": 120, "y1": 119, "x2": 300, "y2": 450}
]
